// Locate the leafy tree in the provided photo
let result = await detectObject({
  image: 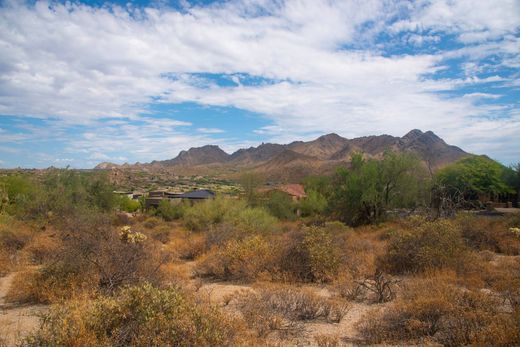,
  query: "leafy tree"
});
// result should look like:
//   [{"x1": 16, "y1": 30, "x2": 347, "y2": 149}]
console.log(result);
[
  {"x1": 436, "y1": 156, "x2": 512, "y2": 201},
  {"x1": 331, "y1": 152, "x2": 427, "y2": 225},
  {"x1": 503, "y1": 163, "x2": 520, "y2": 193}
]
